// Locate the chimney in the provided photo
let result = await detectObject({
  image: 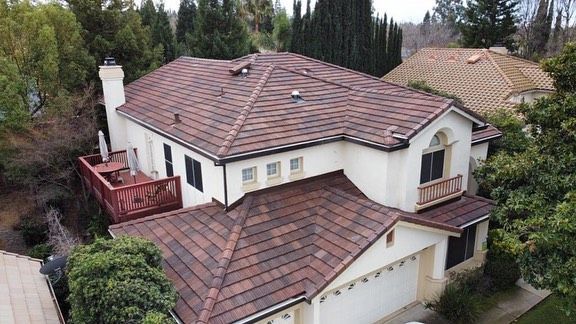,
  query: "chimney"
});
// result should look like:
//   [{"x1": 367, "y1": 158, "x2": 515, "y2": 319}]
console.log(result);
[
  {"x1": 99, "y1": 57, "x2": 127, "y2": 150},
  {"x1": 489, "y1": 46, "x2": 508, "y2": 55}
]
